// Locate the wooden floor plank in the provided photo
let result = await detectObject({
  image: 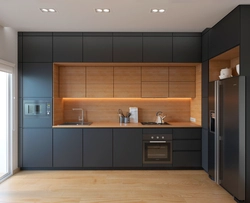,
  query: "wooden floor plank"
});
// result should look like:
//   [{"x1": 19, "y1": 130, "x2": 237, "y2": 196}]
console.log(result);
[{"x1": 0, "y1": 170, "x2": 235, "y2": 203}]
